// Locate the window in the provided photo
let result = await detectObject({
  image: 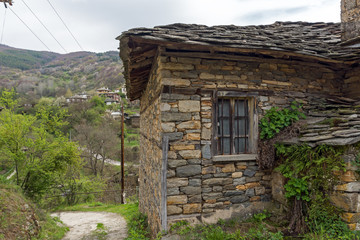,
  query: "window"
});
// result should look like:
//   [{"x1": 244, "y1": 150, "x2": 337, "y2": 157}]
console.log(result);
[{"x1": 213, "y1": 92, "x2": 257, "y2": 161}]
